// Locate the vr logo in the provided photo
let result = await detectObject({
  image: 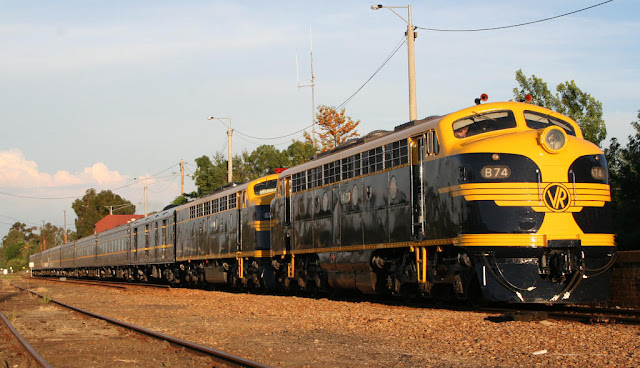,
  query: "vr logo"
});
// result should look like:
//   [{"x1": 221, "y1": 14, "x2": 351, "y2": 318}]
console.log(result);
[{"x1": 543, "y1": 184, "x2": 571, "y2": 212}]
